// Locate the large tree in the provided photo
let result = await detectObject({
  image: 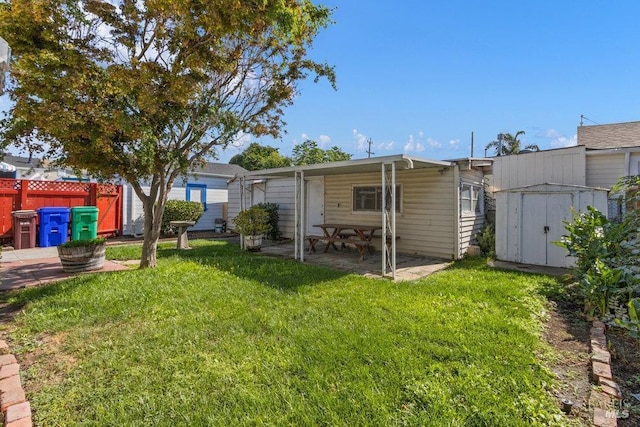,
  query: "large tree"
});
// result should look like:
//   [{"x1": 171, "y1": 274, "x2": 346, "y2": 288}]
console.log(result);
[
  {"x1": 0, "y1": 0, "x2": 335, "y2": 267},
  {"x1": 291, "y1": 139, "x2": 350, "y2": 165},
  {"x1": 229, "y1": 142, "x2": 291, "y2": 170},
  {"x1": 485, "y1": 131, "x2": 539, "y2": 156}
]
